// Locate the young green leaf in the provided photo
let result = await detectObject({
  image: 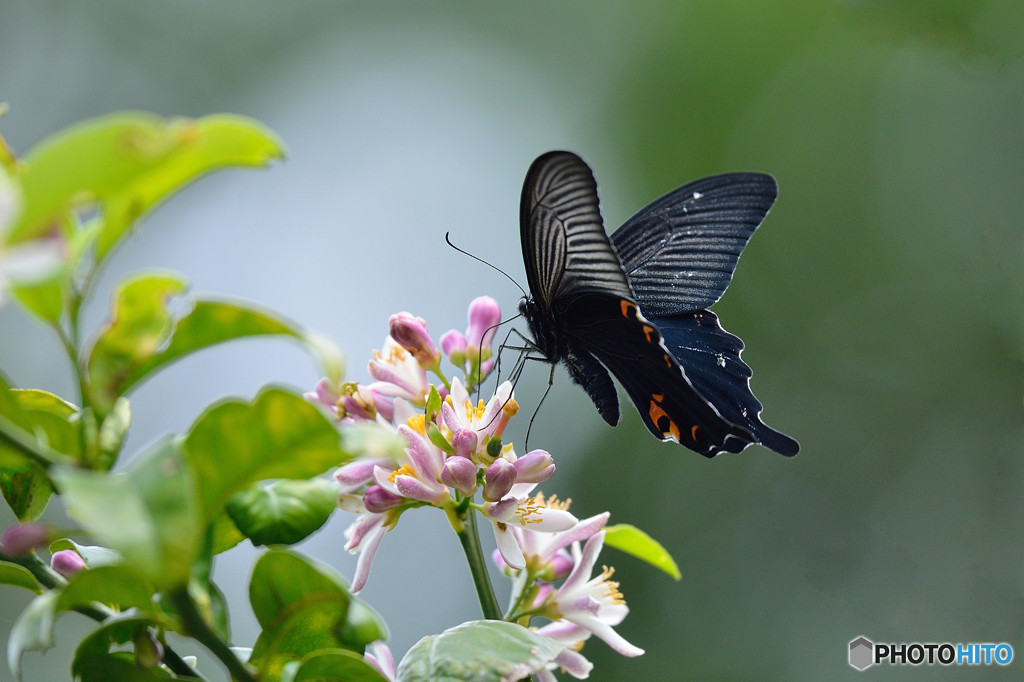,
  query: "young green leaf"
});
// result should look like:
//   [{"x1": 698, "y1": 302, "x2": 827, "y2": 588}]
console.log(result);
[
  {"x1": 56, "y1": 565, "x2": 156, "y2": 616},
  {"x1": 0, "y1": 388, "x2": 80, "y2": 519},
  {"x1": 47, "y1": 539, "x2": 120, "y2": 568},
  {"x1": 0, "y1": 561, "x2": 43, "y2": 594},
  {"x1": 85, "y1": 271, "x2": 187, "y2": 416},
  {"x1": 226, "y1": 478, "x2": 338, "y2": 546},
  {"x1": 289, "y1": 649, "x2": 389, "y2": 682},
  {"x1": 183, "y1": 387, "x2": 352, "y2": 526},
  {"x1": 603, "y1": 523, "x2": 681, "y2": 580},
  {"x1": 8, "y1": 111, "x2": 283, "y2": 250},
  {"x1": 395, "y1": 620, "x2": 564, "y2": 682},
  {"x1": 7, "y1": 590, "x2": 59, "y2": 681},
  {"x1": 86, "y1": 272, "x2": 343, "y2": 417},
  {"x1": 52, "y1": 435, "x2": 200, "y2": 588},
  {"x1": 248, "y1": 549, "x2": 354, "y2": 679}
]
